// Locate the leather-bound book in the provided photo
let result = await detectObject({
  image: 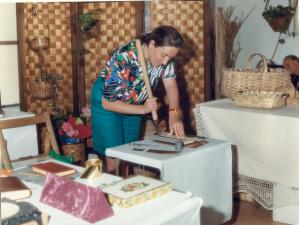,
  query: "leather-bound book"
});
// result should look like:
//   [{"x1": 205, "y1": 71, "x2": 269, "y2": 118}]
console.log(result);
[
  {"x1": 40, "y1": 173, "x2": 113, "y2": 223},
  {"x1": 0, "y1": 176, "x2": 31, "y2": 200},
  {"x1": 31, "y1": 161, "x2": 76, "y2": 177}
]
